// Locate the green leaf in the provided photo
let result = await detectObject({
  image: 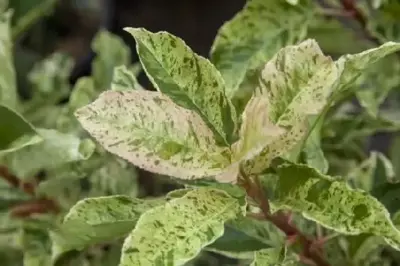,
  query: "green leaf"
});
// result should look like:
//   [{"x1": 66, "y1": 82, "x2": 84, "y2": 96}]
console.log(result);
[
  {"x1": 3, "y1": 129, "x2": 95, "y2": 180},
  {"x1": 0, "y1": 105, "x2": 41, "y2": 154},
  {"x1": 120, "y1": 187, "x2": 246, "y2": 266},
  {"x1": 355, "y1": 58, "x2": 400, "y2": 117},
  {"x1": 69, "y1": 77, "x2": 97, "y2": 111},
  {"x1": 125, "y1": 27, "x2": 237, "y2": 145},
  {"x1": 92, "y1": 30, "x2": 131, "y2": 90},
  {"x1": 243, "y1": 39, "x2": 337, "y2": 174},
  {"x1": 0, "y1": 0, "x2": 7, "y2": 12},
  {"x1": 22, "y1": 228, "x2": 52, "y2": 266},
  {"x1": 336, "y1": 42, "x2": 400, "y2": 91},
  {"x1": 52, "y1": 195, "x2": 164, "y2": 257},
  {"x1": 111, "y1": 64, "x2": 143, "y2": 91},
  {"x1": 348, "y1": 152, "x2": 395, "y2": 192},
  {"x1": 209, "y1": 217, "x2": 284, "y2": 253},
  {"x1": 88, "y1": 157, "x2": 138, "y2": 198},
  {"x1": 345, "y1": 234, "x2": 384, "y2": 265},
  {"x1": 28, "y1": 53, "x2": 74, "y2": 97},
  {"x1": 75, "y1": 90, "x2": 233, "y2": 182},
  {"x1": 302, "y1": 116, "x2": 328, "y2": 173},
  {"x1": 371, "y1": 182, "x2": 400, "y2": 215},
  {"x1": 210, "y1": 0, "x2": 310, "y2": 98},
  {"x1": 0, "y1": 10, "x2": 17, "y2": 109},
  {"x1": 250, "y1": 246, "x2": 298, "y2": 266},
  {"x1": 272, "y1": 163, "x2": 400, "y2": 250}
]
